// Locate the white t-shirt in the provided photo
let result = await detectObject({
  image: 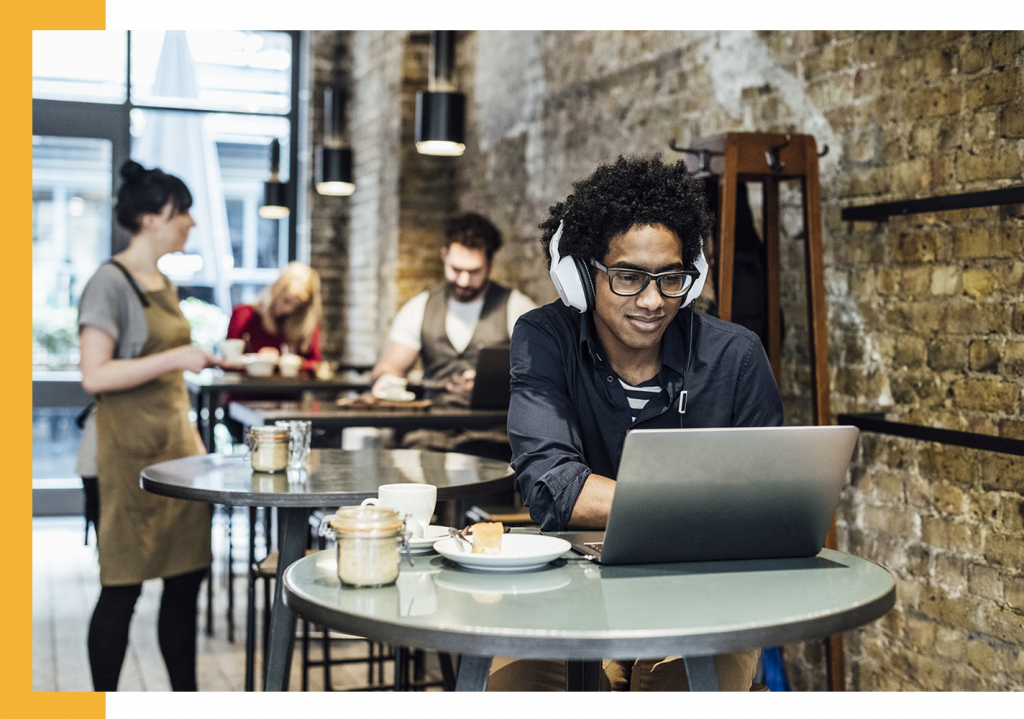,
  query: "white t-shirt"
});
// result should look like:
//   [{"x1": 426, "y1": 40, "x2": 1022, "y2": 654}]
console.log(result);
[{"x1": 388, "y1": 287, "x2": 538, "y2": 353}]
